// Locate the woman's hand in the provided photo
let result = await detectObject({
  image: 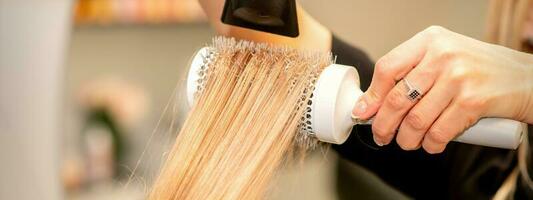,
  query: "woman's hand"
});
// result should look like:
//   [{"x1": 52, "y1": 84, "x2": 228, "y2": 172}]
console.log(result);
[{"x1": 352, "y1": 26, "x2": 533, "y2": 154}]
